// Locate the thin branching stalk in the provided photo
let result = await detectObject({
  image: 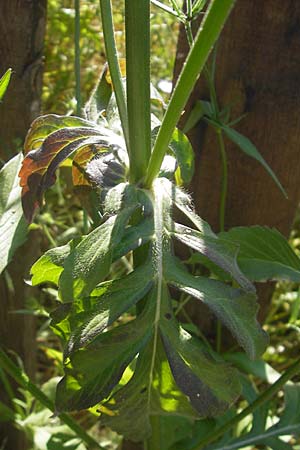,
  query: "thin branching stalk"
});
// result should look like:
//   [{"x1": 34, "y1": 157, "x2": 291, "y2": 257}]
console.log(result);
[
  {"x1": 74, "y1": 0, "x2": 81, "y2": 115},
  {"x1": 99, "y1": 0, "x2": 129, "y2": 151},
  {"x1": 217, "y1": 129, "x2": 228, "y2": 232},
  {"x1": 0, "y1": 348, "x2": 104, "y2": 450},
  {"x1": 191, "y1": 357, "x2": 300, "y2": 450},
  {"x1": 145, "y1": 0, "x2": 236, "y2": 187},
  {"x1": 125, "y1": 0, "x2": 151, "y2": 183}
]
